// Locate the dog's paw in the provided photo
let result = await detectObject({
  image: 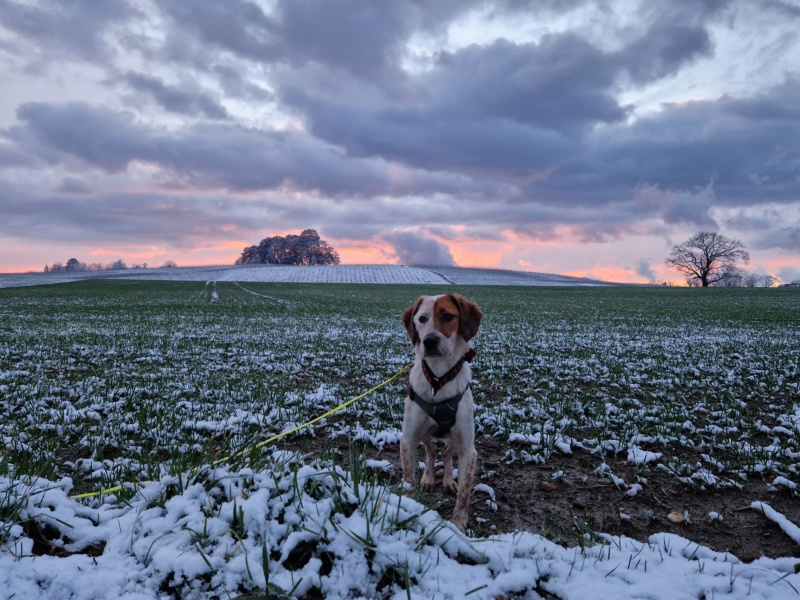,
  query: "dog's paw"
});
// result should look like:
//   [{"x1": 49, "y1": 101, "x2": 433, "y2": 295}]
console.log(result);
[
  {"x1": 443, "y1": 480, "x2": 458, "y2": 494},
  {"x1": 450, "y1": 511, "x2": 468, "y2": 531},
  {"x1": 420, "y1": 477, "x2": 434, "y2": 491}
]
